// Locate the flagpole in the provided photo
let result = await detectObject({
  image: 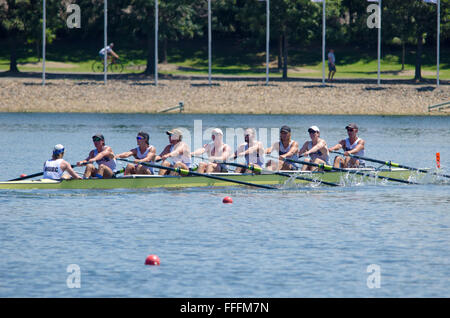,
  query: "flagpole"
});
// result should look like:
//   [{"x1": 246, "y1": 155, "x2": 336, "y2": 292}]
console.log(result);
[
  {"x1": 322, "y1": 0, "x2": 326, "y2": 86},
  {"x1": 377, "y1": 0, "x2": 381, "y2": 86},
  {"x1": 155, "y1": 0, "x2": 158, "y2": 86},
  {"x1": 104, "y1": 0, "x2": 107, "y2": 85},
  {"x1": 42, "y1": 0, "x2": 46, "y2": 86},
  {"x1": 266, "y1": 0, "x2": 270, "y2": 86},
  {"x1": 437, "y1": 0, "x2": 440, "y2": 88},
  {"x1": 208, "y1": 0, "x2": 212, "y2": 86}
]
